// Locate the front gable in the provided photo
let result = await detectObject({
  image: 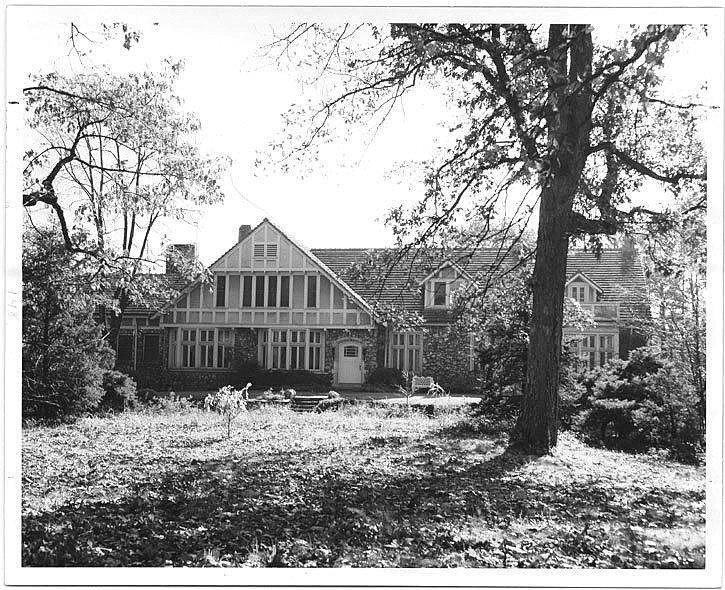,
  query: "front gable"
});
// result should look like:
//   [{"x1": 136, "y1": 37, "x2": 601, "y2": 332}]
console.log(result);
[{"x1": 163, "y1": 218, "x2": 374, "y2": 329}]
